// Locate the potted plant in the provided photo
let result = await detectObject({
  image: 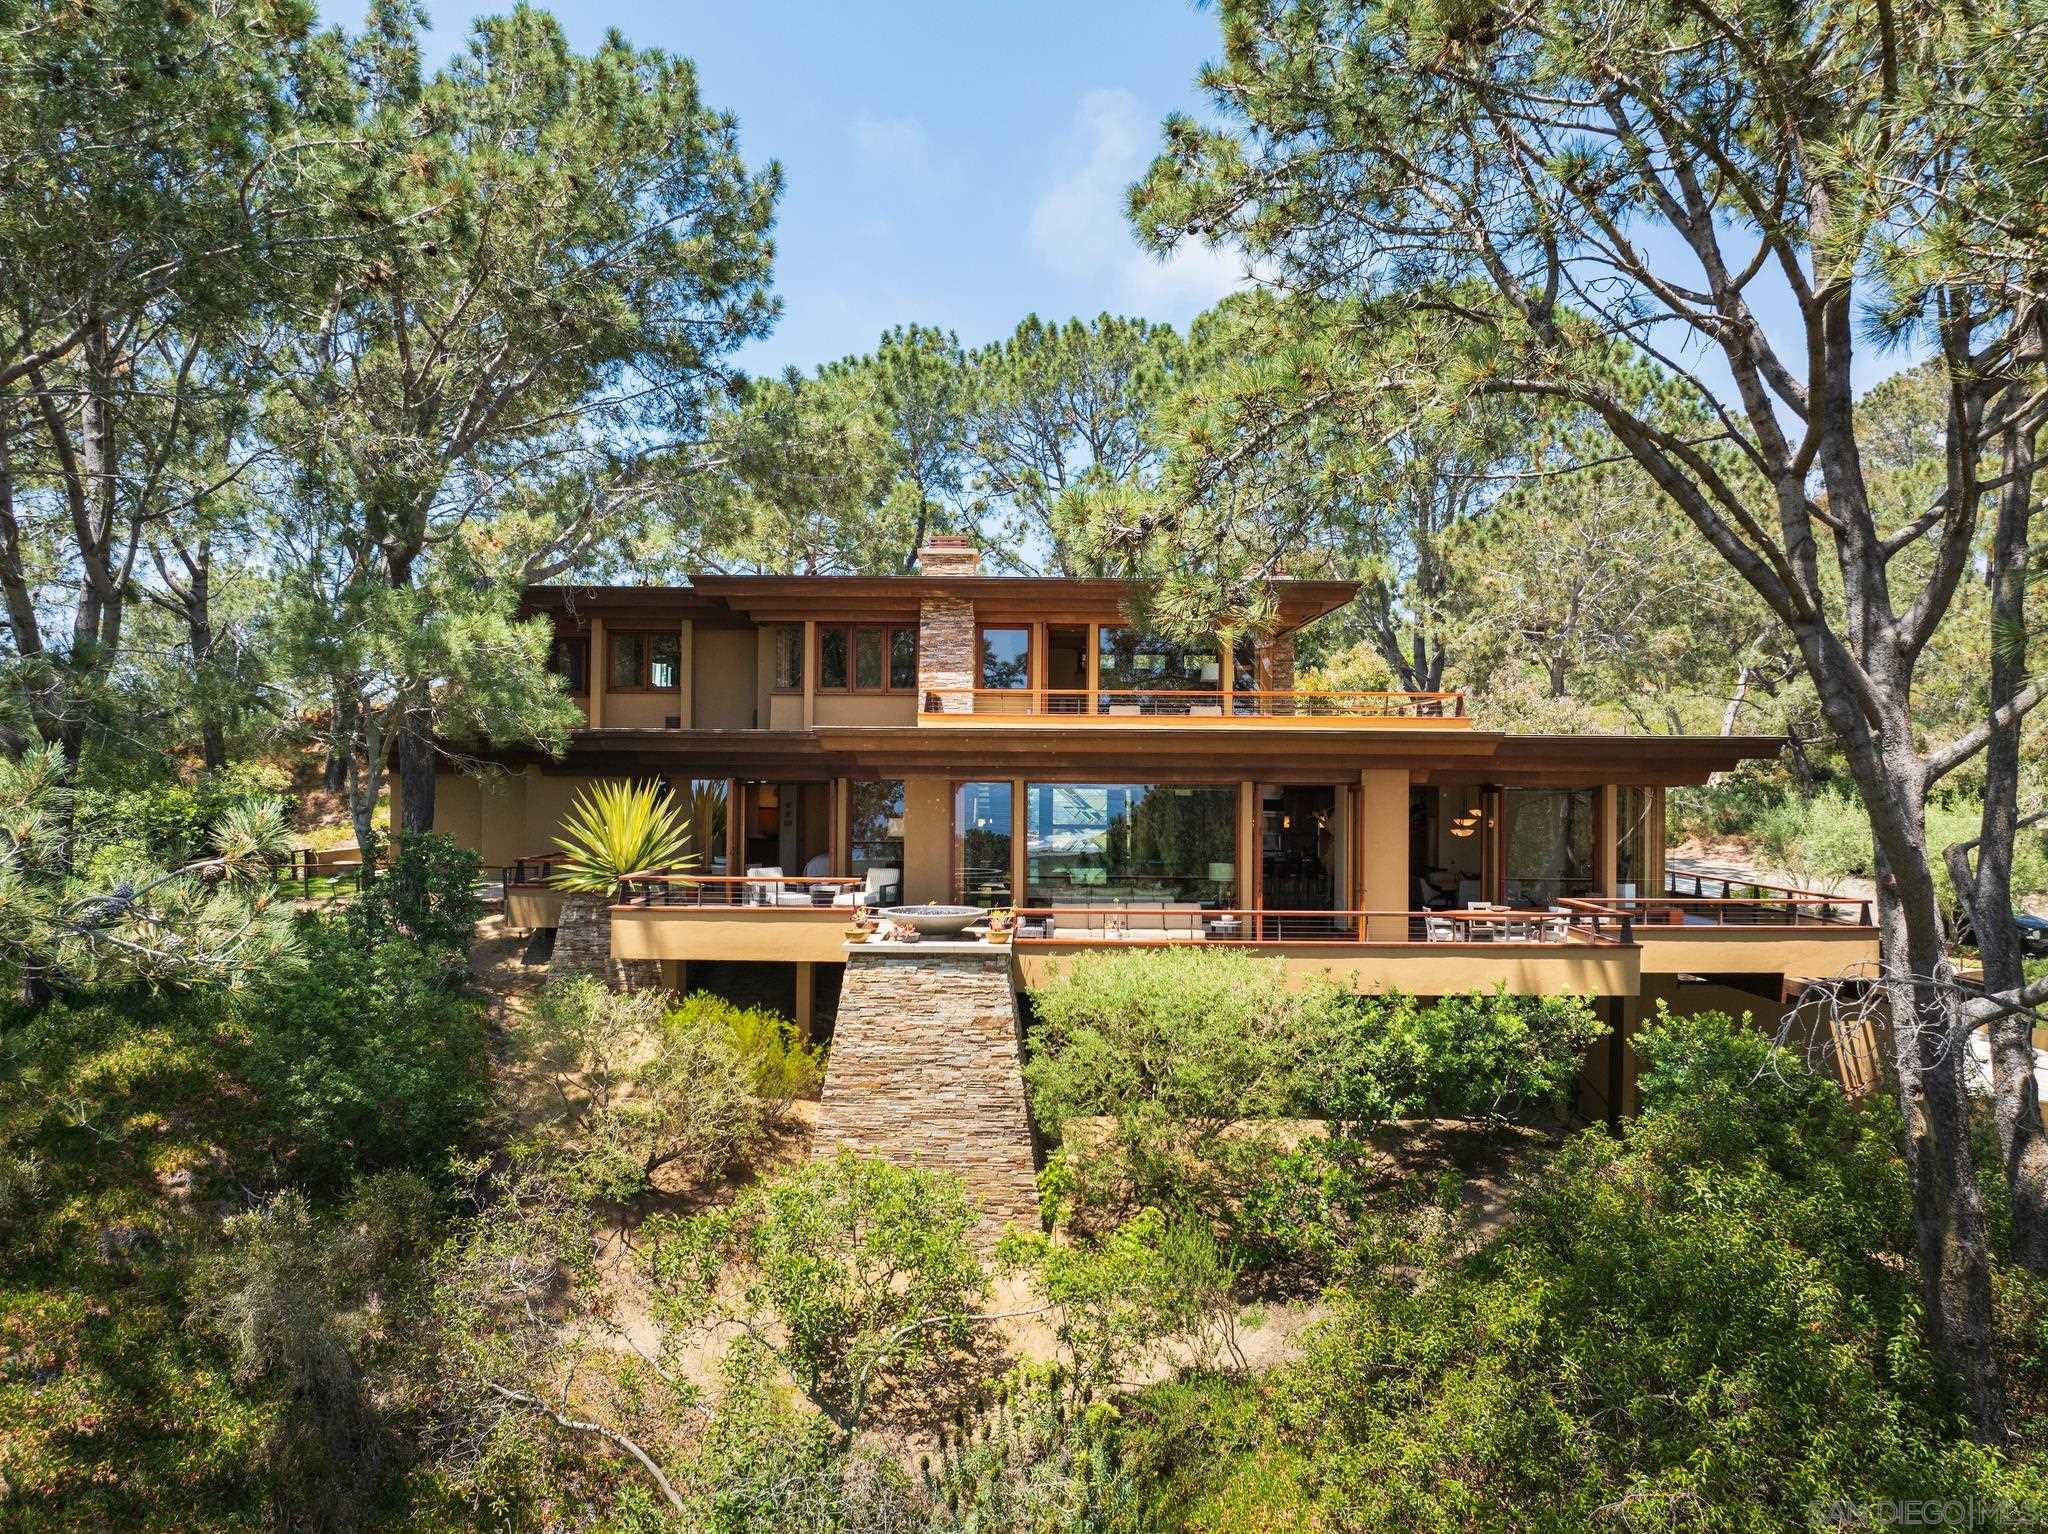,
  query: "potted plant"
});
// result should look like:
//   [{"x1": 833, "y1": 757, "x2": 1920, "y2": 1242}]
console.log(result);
[{"x1": 983, "y1": 906, "x2": 1014, "y2": 942}]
